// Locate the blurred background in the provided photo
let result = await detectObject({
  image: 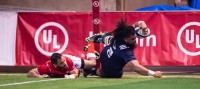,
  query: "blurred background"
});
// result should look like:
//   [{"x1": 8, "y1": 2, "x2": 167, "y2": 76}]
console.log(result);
[{"x1": 0, "y1": 0, "x2": 191, "y2": 11}]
